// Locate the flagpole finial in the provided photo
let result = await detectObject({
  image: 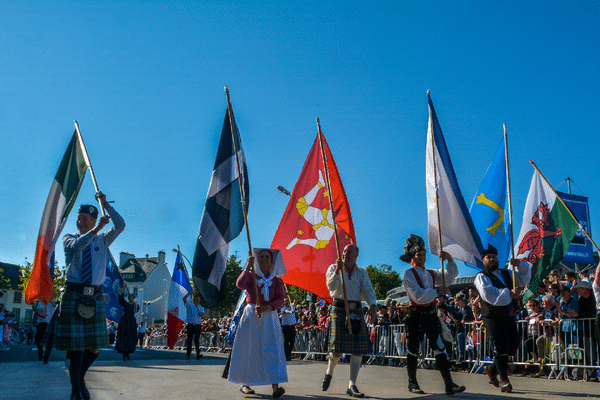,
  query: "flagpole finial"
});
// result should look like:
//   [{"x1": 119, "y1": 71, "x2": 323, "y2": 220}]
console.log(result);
[
  {"x1": 224, "y1": 86, "x2": 228, "y2": 92},
  {"x1": 316, "y1": 117, "x2": 320, "y2": 124},
  {"x1": 427, "y1": 89, "x2": 431, "y2": 97}
]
